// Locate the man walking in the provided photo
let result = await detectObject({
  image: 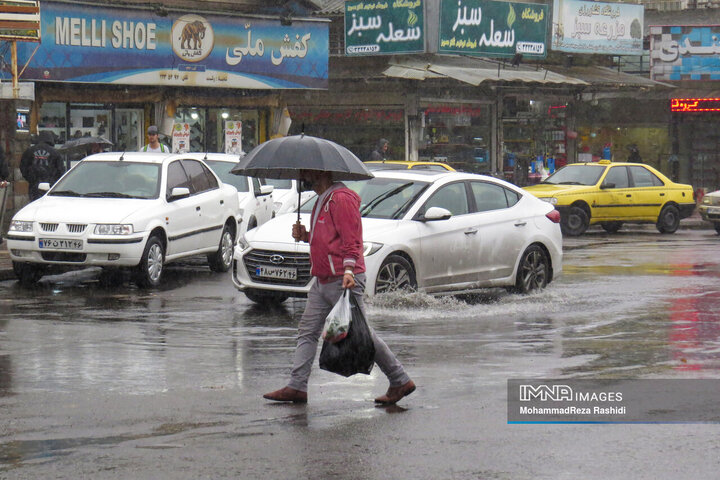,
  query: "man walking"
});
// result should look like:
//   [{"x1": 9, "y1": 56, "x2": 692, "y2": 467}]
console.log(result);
[
  {"x1": 140, "y1": 125, "x2": 169, "y2": 152},
  {"x1": 263, "y1": 169, "x2": 415, "y2": 405},
  {"x1": 20, "y1": 131, "x2": 65, "y2": 201}
]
